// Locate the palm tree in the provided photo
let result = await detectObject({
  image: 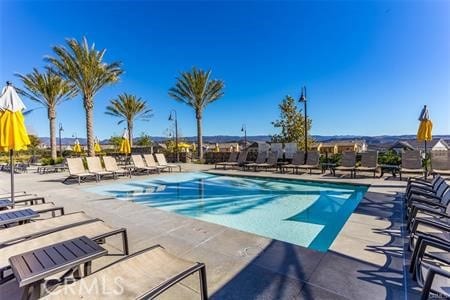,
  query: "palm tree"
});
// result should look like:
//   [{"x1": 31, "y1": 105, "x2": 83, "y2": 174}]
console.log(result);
[
  {"x1": 46, "y1": 37, "x2": 123, "y2": 156},
  {"x1": 168, "y1": 67, "x2": 224, "y2": 160},
  {"x1": 16, "y1": 69, "x2": 75, "y2": 160},
  {"x1": 105, "y1": 93, "x2": 152, "y2": 147}
]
